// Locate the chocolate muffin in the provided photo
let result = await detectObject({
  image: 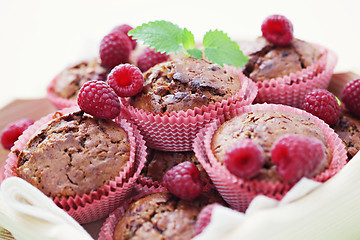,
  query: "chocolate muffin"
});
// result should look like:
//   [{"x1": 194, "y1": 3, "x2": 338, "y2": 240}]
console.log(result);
[
  {"x1": 15, "y1": 111, "x2": 131, "y2": 198},
  {"x1": 52, "y1": 58, "x2": 109, "y2": 99},
  {"x1": 113, "y1": 192, "x2": 223, "y2": 240},
  {"x1": 129, "y1": 57, "x2": 242, "y2": 114},
  {"x1": 243, "y1": 38, "x2": 322, "y2": 82},
  {"x1": 141, "y1": 149, "x2": 208, "y2": 183},
  {"x1": 332, "y1": 110, "x2": 360, "y2": 160},
  {"x1": 211, "y1": 110, "x2": 332, "y2": 181}
]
